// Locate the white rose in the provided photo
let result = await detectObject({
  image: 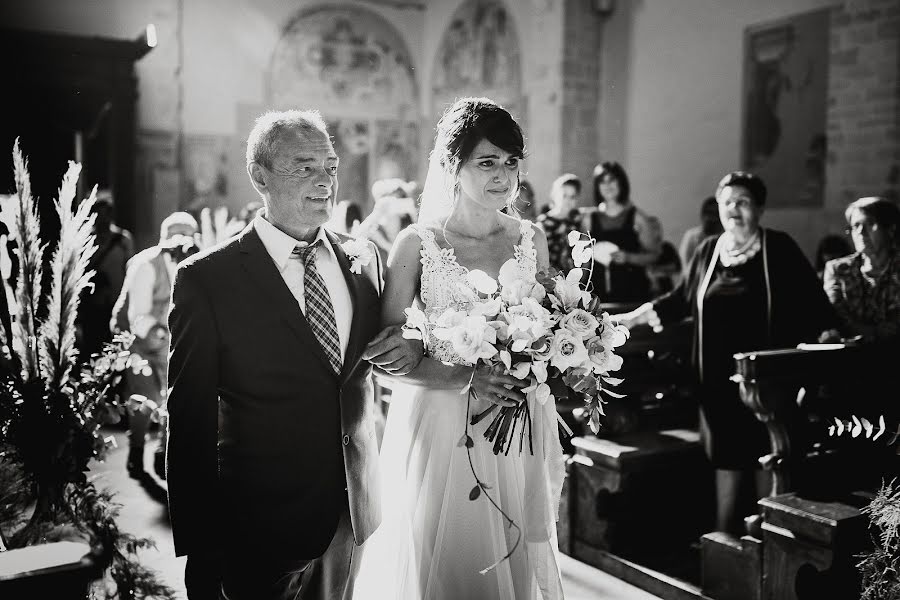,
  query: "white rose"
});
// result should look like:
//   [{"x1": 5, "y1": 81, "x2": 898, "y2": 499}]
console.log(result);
[
  {"x1": 560, "y1": 309, "x2": 600, "y2": 340},
  {"x1": 549, "y1": 329, "x2": 590, "y2": 372},
  {"x1": 585, "y1": 335, "x2": 624, "y2": 373}
]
